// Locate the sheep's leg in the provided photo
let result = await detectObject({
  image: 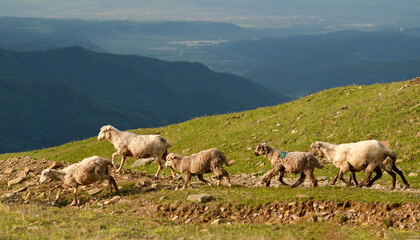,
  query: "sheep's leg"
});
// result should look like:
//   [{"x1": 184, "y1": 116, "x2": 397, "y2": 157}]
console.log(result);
[
  {"x1": 337, "y1": 170, "x2": 351, "y2": 186},
  {"x1": 349, "y1": 171, "x2": 358, "y2": 186},
  {"x1": 182, "y1": 174, "x2": 191, "y2": 190},
  {"x1": 169, "y1": 167, "x2": 178, "y2": 180},
  {"x1": 154, "y1": 159, "x2": 163, "y2": 178},
  {"x1": 331, "y1": 172, "x2": 339, "y2": 185},
  {"x1": 220, "y1": 169, "x2": 232, "y2": 187},
  {"x1": 217, "y1": 175, "x2": 223, "y2": 186},
  {"x1": 70, "y1": 187, "x2": 78, "y2": 206},
  {"x1": 392, "y1": 164, "x2": 410, "y2": 188},
  {"x1": 116, "y1": 156, "x2": 126, "y2": 173},
  {"x1": 278, "y1": 171, "x2": 289, "y2": 186},
  {"x1": 366, "y1": 167, "x2": 382, "y2": 187},
  {"x1": 107, "y1": 176, "x2": 120, "y2": 195},
  {"x1": 111, "y1": 152, "x2": 119, "y2": 165},
  {"x1": 385, "y1": 170, "x2": 397, "y2": 190},
  {"x1": 291, "y1": 173, "x2": 306, "y2": 188},
  {"x1": 265, "y1": 168, "x2": 280, "y2": 187},
  {"x1": 197, "y1": 174, "x2": 212, "y2": 186},
  {"x1": 358, "y1": 166, "x2": 375, "y2": 187},
  {"x1": 305, "y1": 170, "x2": 318, "y2": 187}
]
